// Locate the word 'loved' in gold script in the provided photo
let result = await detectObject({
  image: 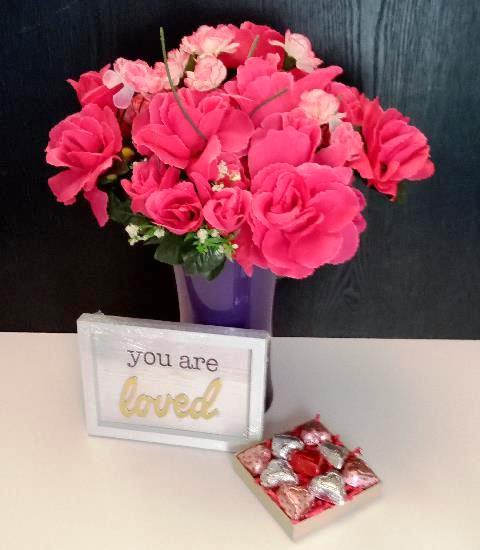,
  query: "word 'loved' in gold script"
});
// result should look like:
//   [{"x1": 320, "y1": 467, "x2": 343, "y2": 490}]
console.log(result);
[{"x1": 119, "y1": 376, "x2": 222, "y2": 420}]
